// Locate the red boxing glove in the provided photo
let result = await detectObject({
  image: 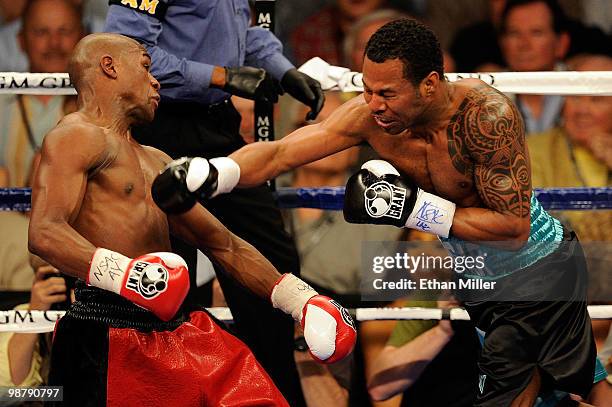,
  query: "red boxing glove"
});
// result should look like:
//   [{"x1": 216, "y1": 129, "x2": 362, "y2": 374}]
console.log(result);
[
  {"x1": 87, "y1": 248, "x2": 190, "y2": 321},
  {"x1": 271, "y1": 274, "x2": 356, "y2": 364},
  {"x1": 302, "y1": 295, "x2": 357, "y2": 364}
]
